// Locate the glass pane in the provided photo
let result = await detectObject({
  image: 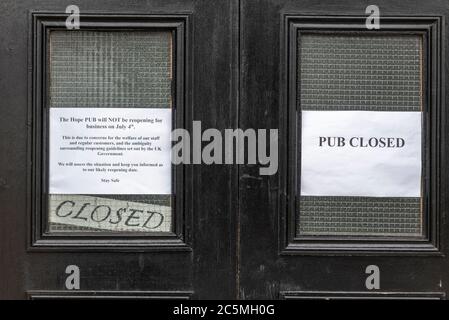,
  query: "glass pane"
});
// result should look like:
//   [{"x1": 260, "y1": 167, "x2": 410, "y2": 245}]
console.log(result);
[
  {"x1": 47, "y1": 30, "x2": 173, "y2": 233},
  {"x1": 297, "y1": 34, "x2": 423, "y2": 237}
]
